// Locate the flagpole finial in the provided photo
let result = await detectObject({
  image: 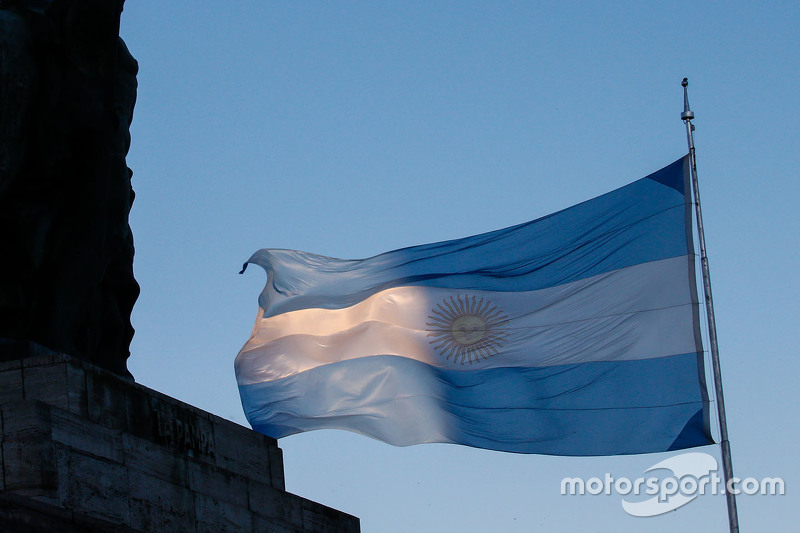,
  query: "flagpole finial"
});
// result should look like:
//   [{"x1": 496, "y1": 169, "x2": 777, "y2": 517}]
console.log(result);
[{"x1": 681, "y1": 78, "x2": 695, "y2": 122}]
